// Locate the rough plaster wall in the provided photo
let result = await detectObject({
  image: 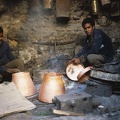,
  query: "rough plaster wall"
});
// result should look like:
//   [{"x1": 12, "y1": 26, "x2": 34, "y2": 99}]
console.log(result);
[{"x1": 0, "y1": 0, "x2": 120, "y2": 71}]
